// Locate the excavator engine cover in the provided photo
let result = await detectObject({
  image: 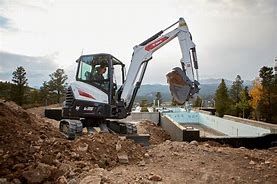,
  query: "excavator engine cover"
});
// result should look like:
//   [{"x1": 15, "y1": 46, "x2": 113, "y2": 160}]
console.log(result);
[{"x1": 166, "y1": 67, "x2": 193, "y2": 104}]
